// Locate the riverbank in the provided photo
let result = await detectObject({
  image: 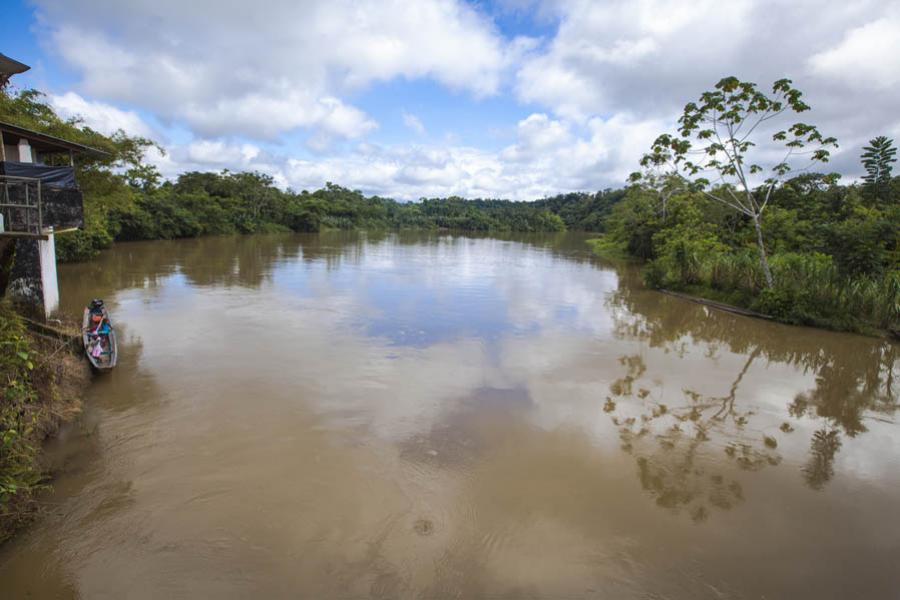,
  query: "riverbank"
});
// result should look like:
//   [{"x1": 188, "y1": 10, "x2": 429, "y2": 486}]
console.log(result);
[
  {"x1": 0, "y1": 303, "x2": 89, "y2": 544},
  {"x1": 587, "y1": 237, "x2": 899, "y2": 337}
]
